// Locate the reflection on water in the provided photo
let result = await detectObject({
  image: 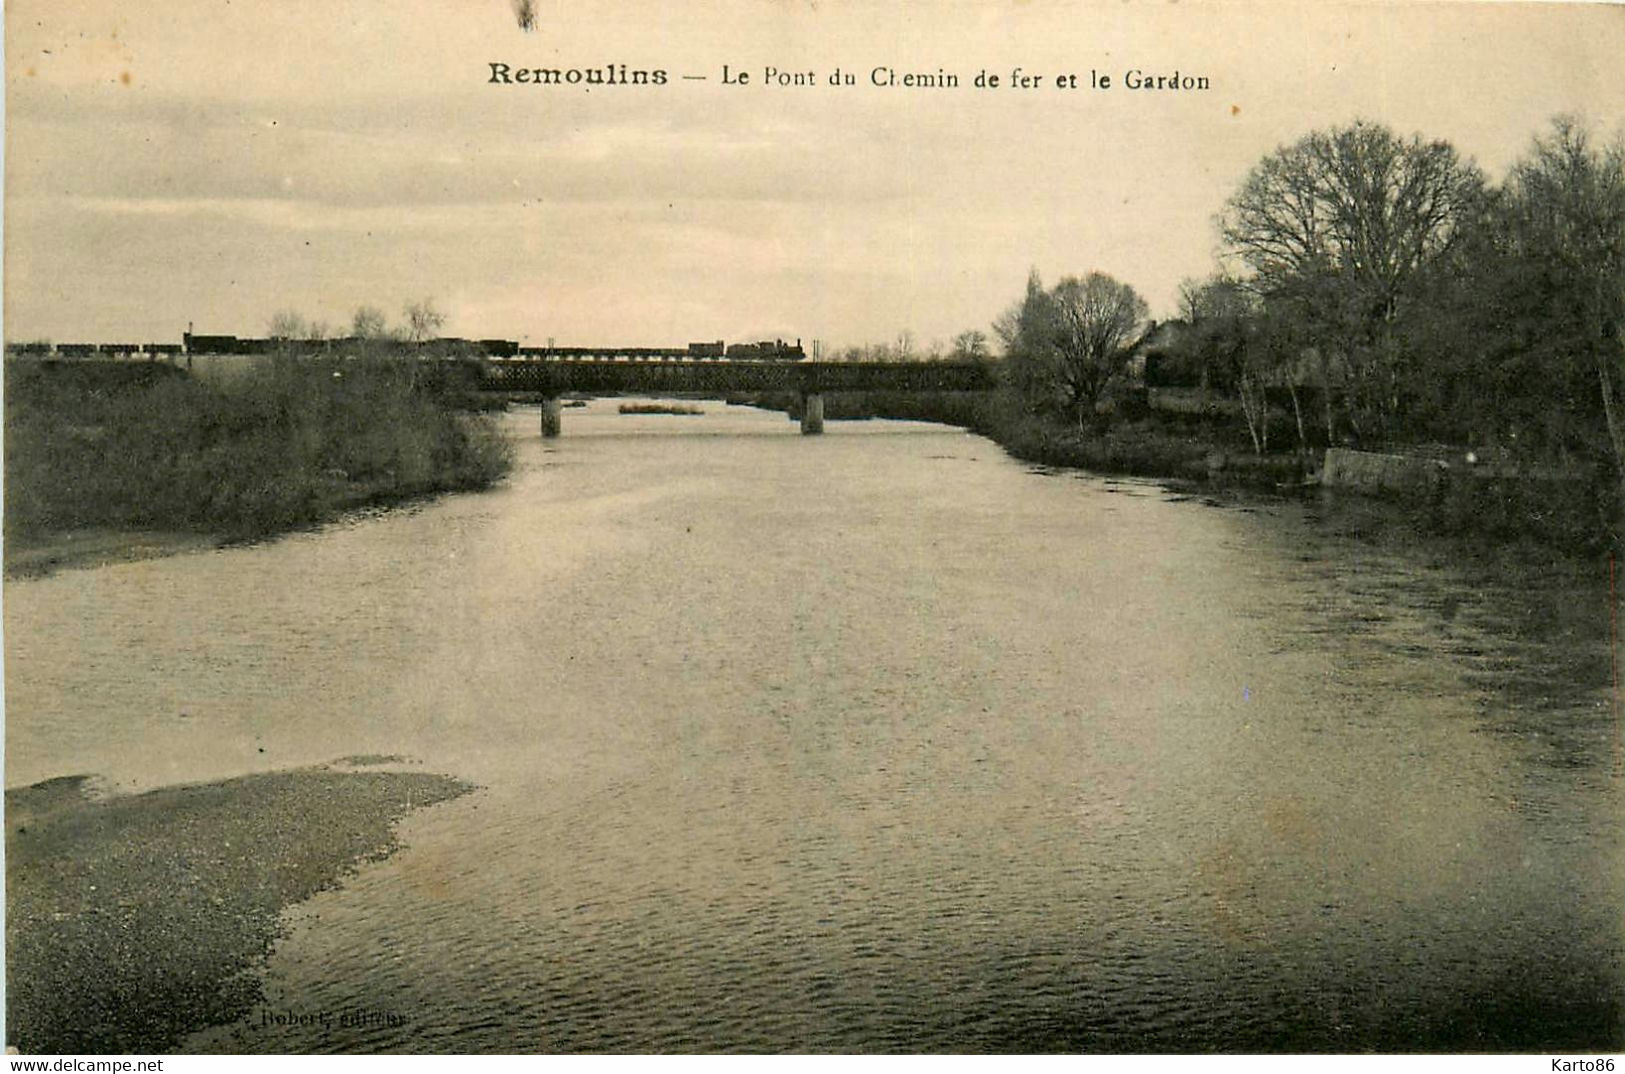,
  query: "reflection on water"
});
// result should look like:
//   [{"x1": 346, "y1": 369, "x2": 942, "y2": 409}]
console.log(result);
[{"x1": 6, "y1": 399, "x2": 1621, "y2": 1051}]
